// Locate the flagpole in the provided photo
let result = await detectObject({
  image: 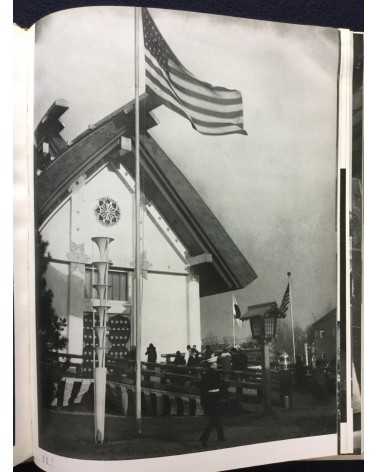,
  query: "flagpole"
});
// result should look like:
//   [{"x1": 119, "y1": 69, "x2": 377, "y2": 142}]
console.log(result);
[
  {"x1": 134, "y1": 6, "x2": 143, "y2": 435},
  {"x1": 231, "y1": 295, "x2": 236, "y2": 347},
  {"x1": 232, "y1": 314, "x2": 236, "y2": 348},
  {"x1": 287, "y1": 272, "x2": 296, "y2": 365}
]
